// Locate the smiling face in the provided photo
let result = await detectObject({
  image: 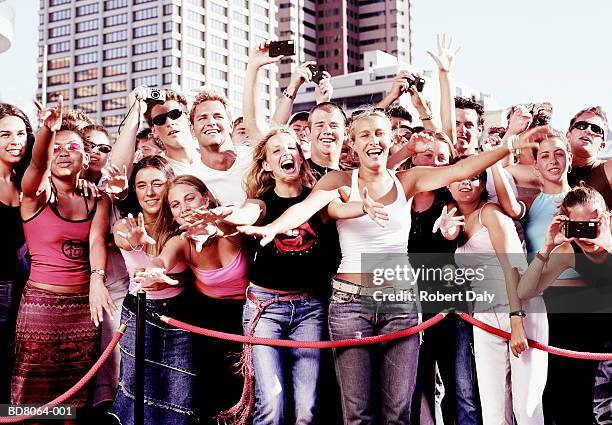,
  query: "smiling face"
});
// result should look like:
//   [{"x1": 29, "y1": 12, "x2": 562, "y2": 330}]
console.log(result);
[
  {"x1": 455, "y1": 108, "x2": 482, "y2": 155},
  {"x1": 231, "y1": 121, "x2": 250, "y2": 147},
  {"x1": 50, "y1": 130, "x2": 88, "y2": 179},
  {"x1": 168, "y1": 183, "x2": 209, "y2": 226},
  {"x1": 448, "y1": 175, "x2": 485, "y2": 204},
  {"x1": 309, "y1": 108, "x2": 345, "y2": 159},
  {"x1": 84, "y1": 129, "x2": 111, "y2": 174},
  {"x1": 566, "y1": 112, "x2": 607, "y2": 162},
  {"x1": 263, "y1": 133, "x2": 303, "y2": 182},
  {"x1": 350, "y1": 115, "x2": 391, "y2": 171},
  {"x1": 134, "y1": 167, "x2": 168, "y2": 217},
  {"x1": 0, "y1": 115, "x2": 27, "y2": 166},
  {"x1": 566, "y1": 202, "x2": 607, "y2": 254},
  {"x1": 290, "y1": 119, "x2": 311, "y2": 157},
  {"x1": 413, "y1": 139, "x2": 452, "y2": 167},
  {"x1": 191, "y1": 100, "x2": 232, "y2": 150},
  {"x1": 534, "y1": 137, "x2": 571, "y2": 184},
  {"x1": 150, "y1": 100, "x2": 192, "y2": 151}
]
